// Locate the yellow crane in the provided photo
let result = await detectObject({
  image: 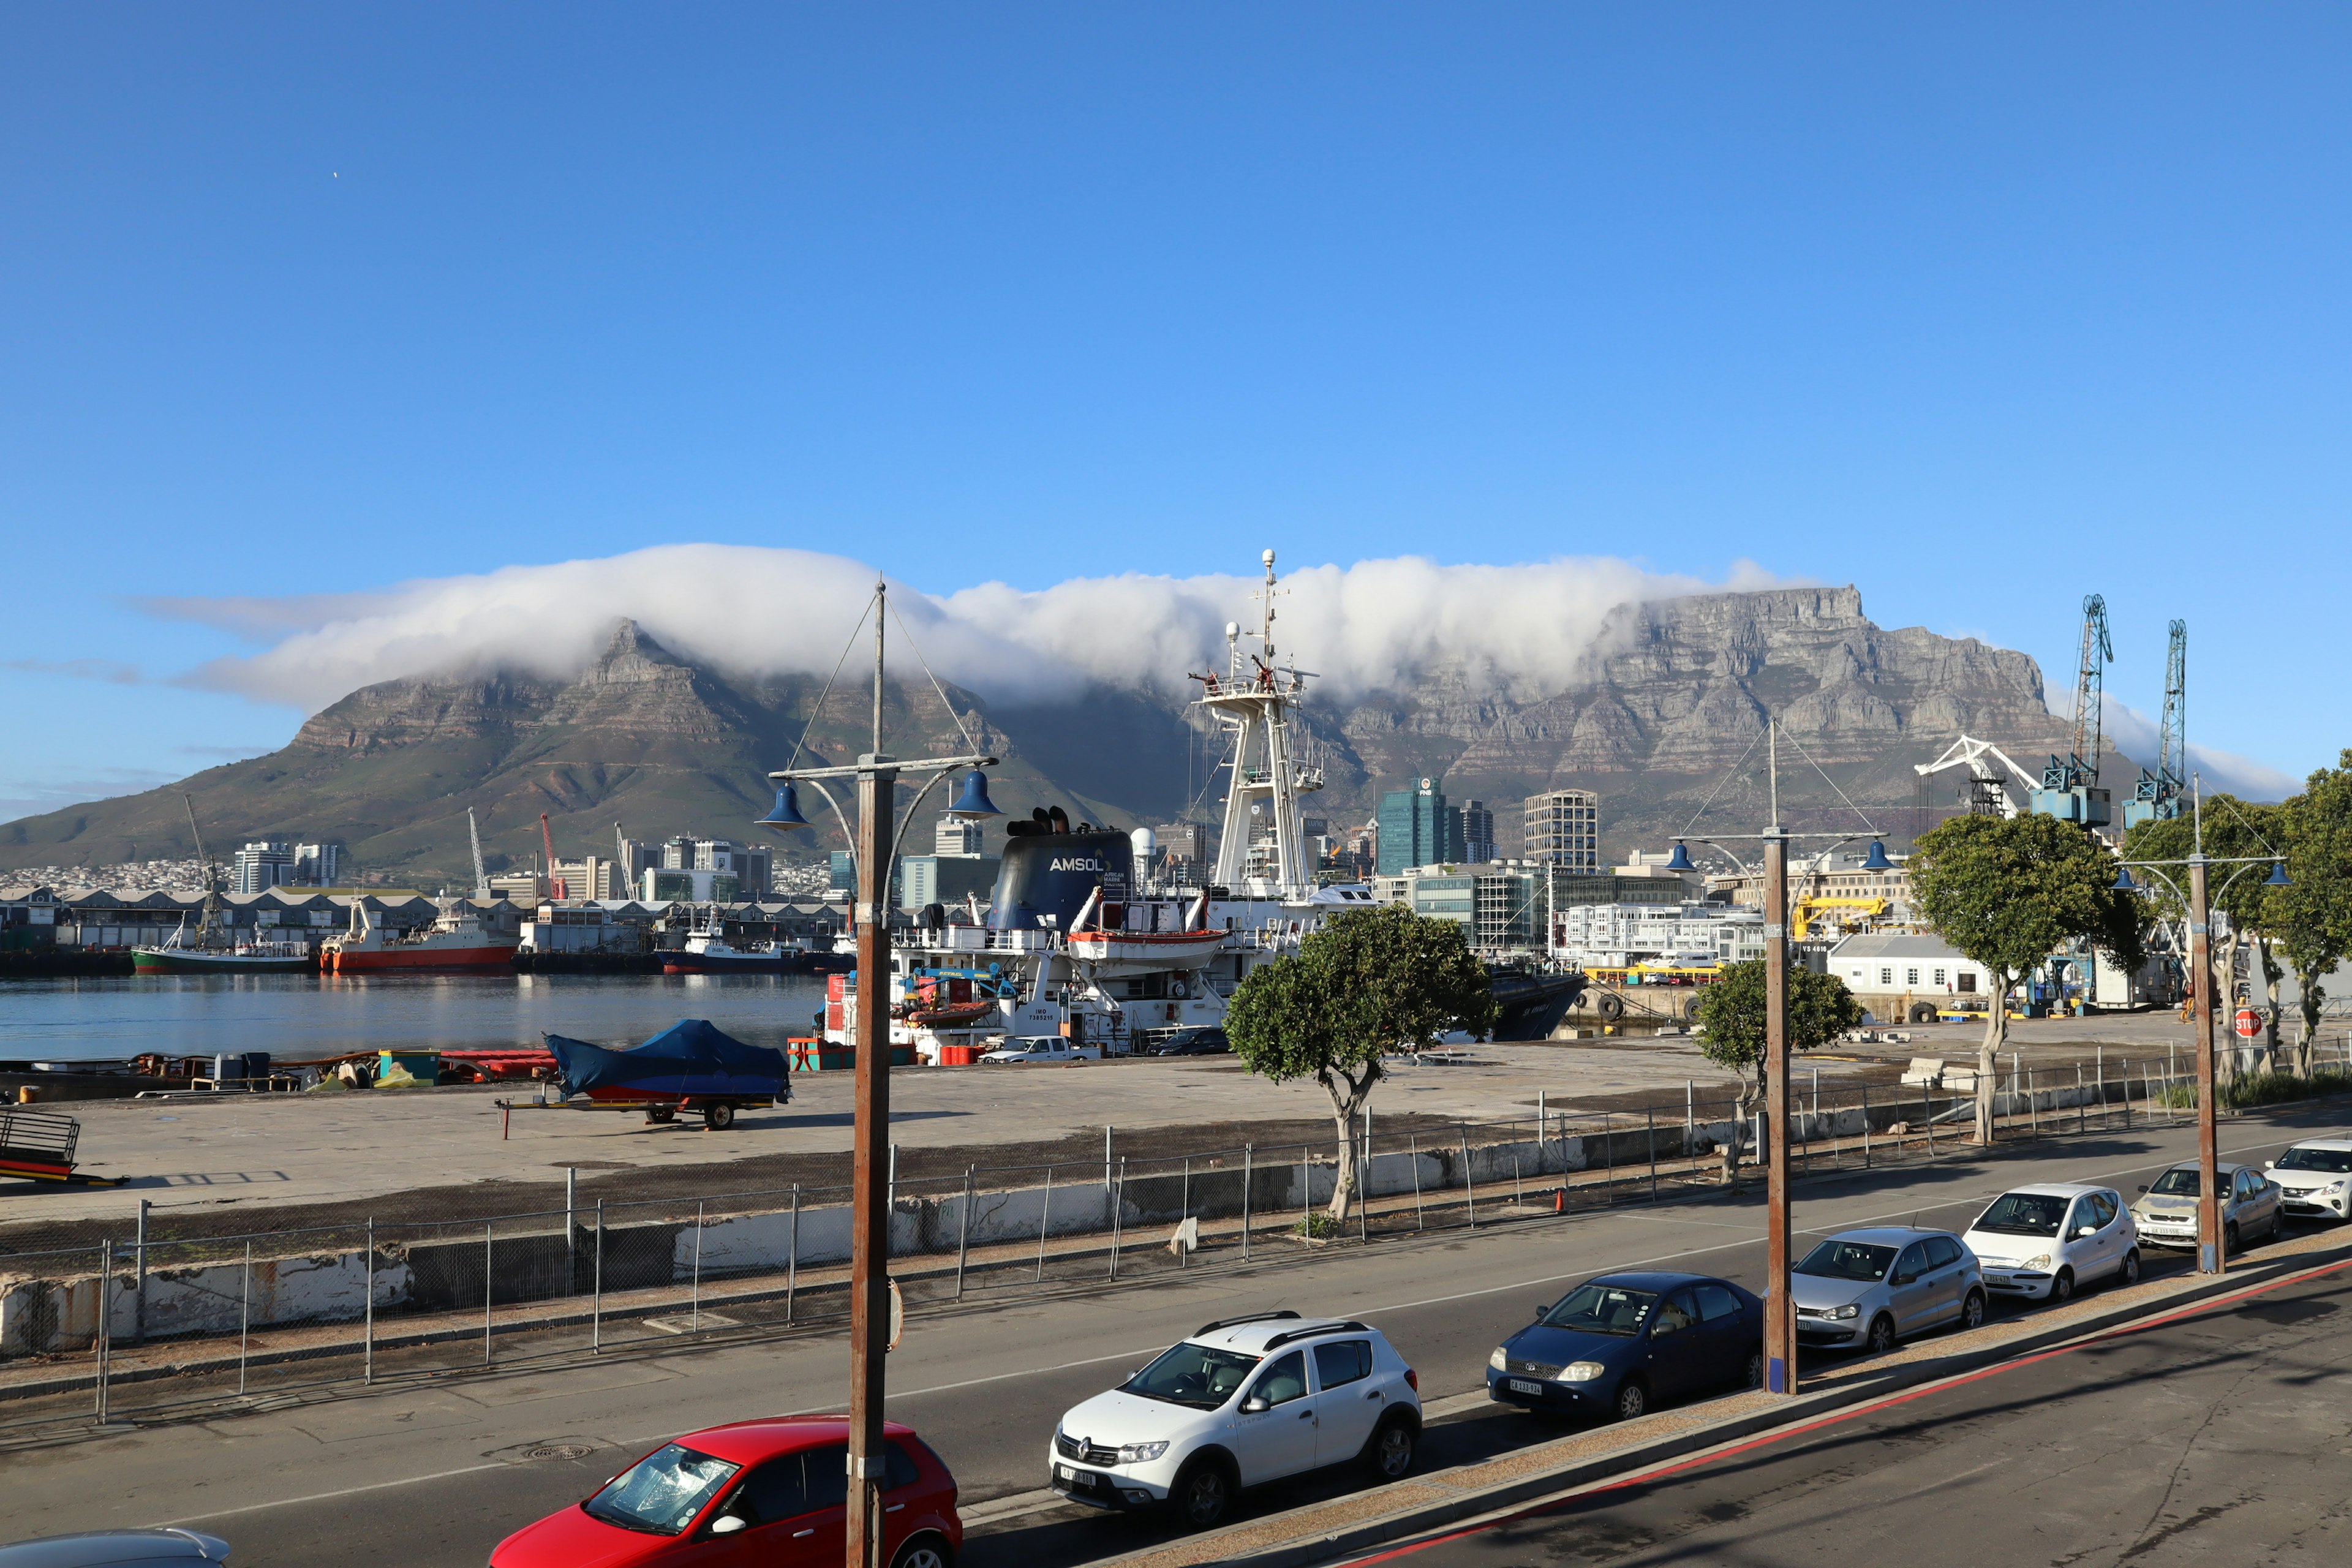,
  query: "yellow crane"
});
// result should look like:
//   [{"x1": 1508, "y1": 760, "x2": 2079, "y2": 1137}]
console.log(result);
[{"x1": 1792, "y1": 896, "x2": 1888, "y2": 940}]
